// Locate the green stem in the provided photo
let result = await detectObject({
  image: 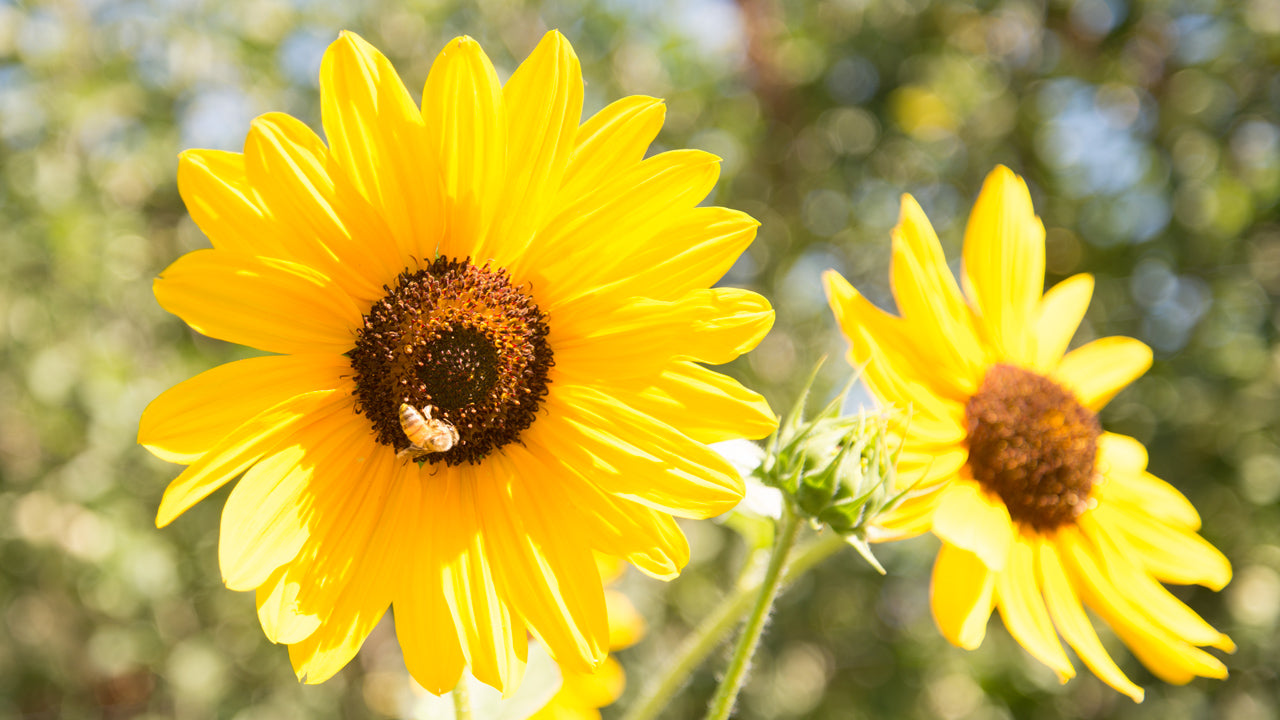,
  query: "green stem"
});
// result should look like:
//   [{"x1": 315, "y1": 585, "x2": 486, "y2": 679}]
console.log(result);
[
  {"x1": 619, "y1": 530, "x2": 844, "y2": 720},
  {"x1": 704, "y1": 505, "x2": 803, "y2": 720},
  {"x1": 452, "y1": 673, "x2": 472, "y2": 720}
]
